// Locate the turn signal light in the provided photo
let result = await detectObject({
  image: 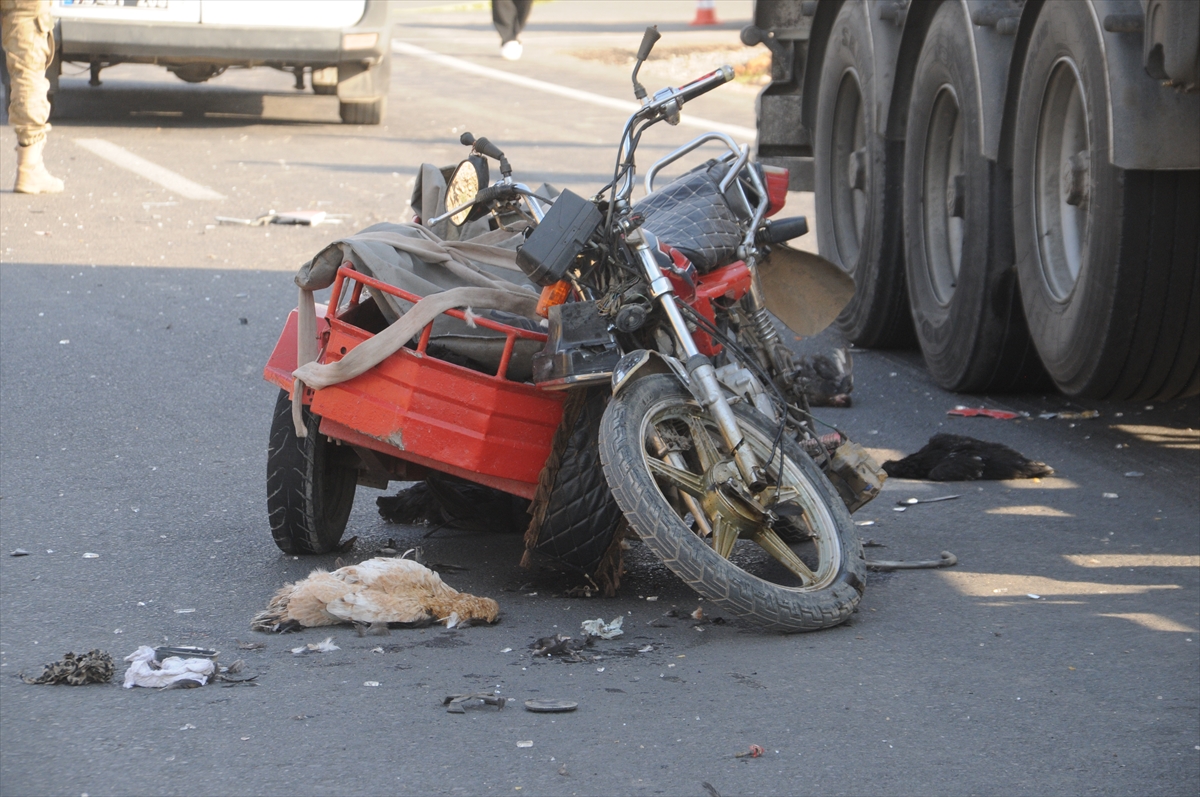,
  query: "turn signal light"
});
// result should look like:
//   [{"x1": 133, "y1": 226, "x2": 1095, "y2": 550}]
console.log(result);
[{"x1": 536, "y1": 281, "x2": 571, "y2": 317}]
